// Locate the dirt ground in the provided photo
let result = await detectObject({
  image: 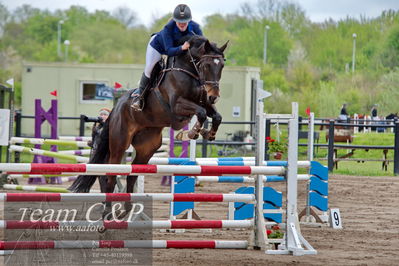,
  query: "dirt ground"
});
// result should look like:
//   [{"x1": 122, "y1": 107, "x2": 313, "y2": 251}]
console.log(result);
[{"x1": 1, "y1": 174, "x2": 399, "y2": 265}]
